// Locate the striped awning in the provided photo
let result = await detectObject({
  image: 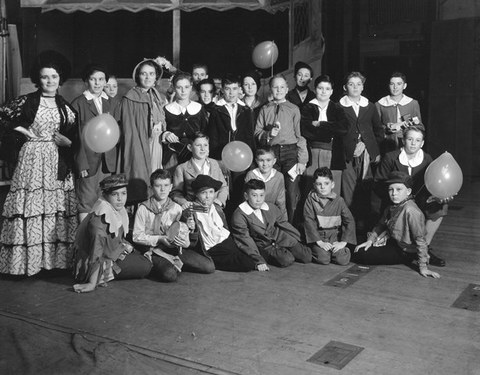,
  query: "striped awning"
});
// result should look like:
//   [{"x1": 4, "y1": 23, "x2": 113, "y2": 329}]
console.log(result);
[{"x1": 20, "y1": 0, "x2": 294, "y2": 13}]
